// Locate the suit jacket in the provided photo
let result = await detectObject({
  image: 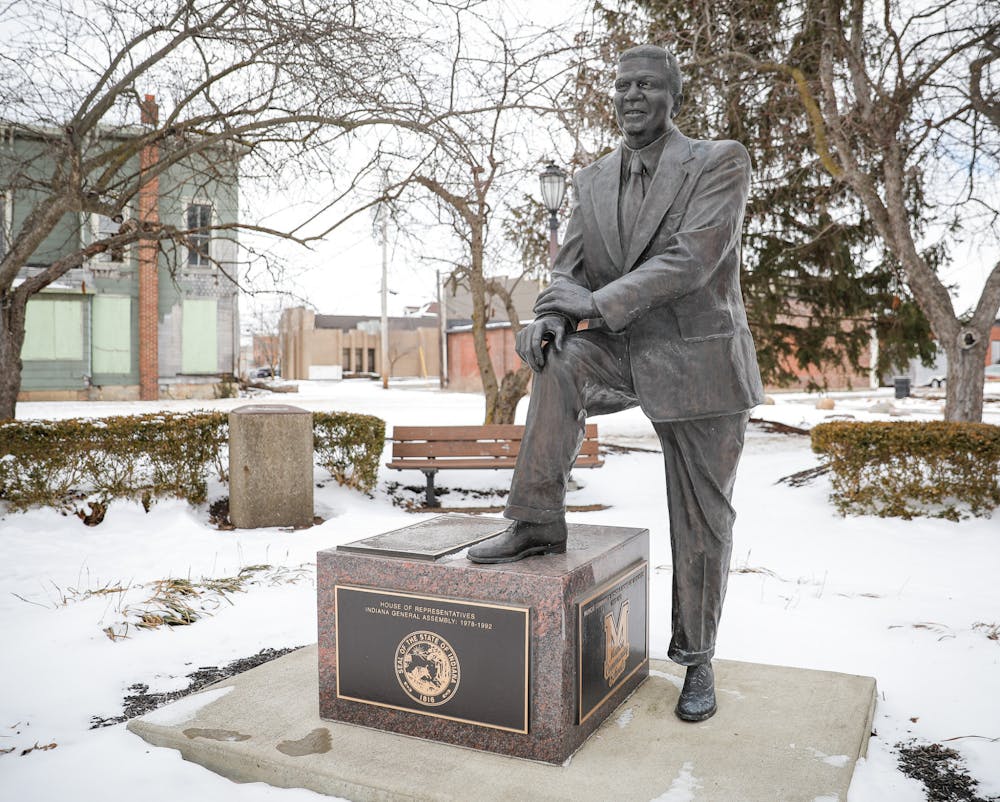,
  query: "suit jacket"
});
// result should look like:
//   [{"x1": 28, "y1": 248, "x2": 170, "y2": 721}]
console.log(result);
[{"x1": 540, "y1": 129, "x2": 765, "y2": 421}]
